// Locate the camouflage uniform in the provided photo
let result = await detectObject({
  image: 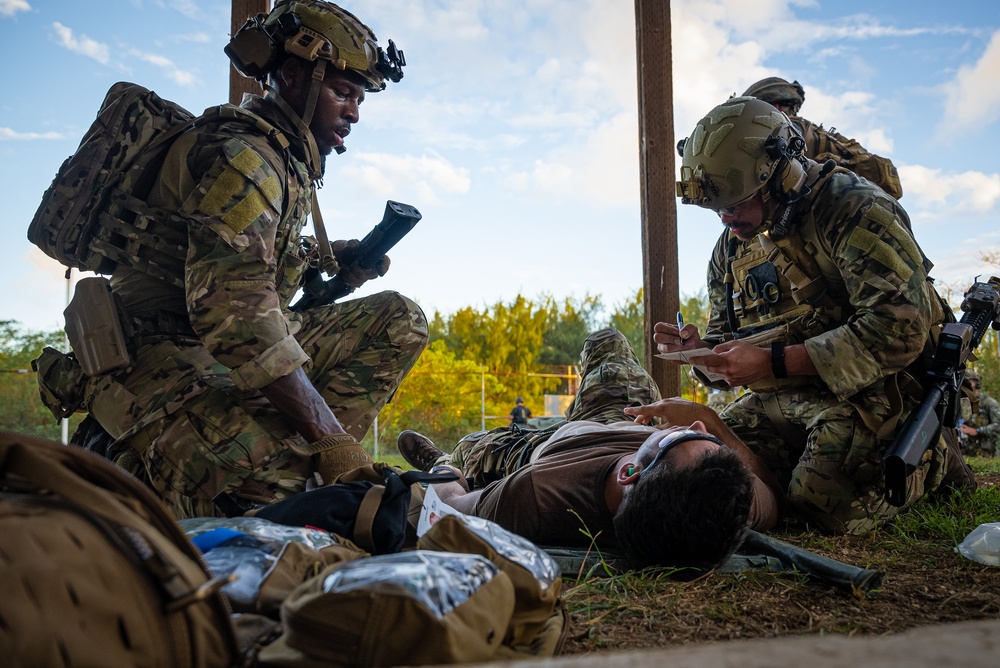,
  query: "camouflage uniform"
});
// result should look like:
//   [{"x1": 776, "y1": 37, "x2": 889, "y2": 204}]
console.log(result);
[
  {"x1": 446, "y1": 329, "x2": 660, "y2": 484},
  {"x1": 704, "y1": 161, "x2": 950, "y2": 534},
  {"x1": 963, "y1": 392, "x2": 1000, "y2": 457},
  {"x1": 86, "y1": 94, "x2": 427, "y2": 518}
]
